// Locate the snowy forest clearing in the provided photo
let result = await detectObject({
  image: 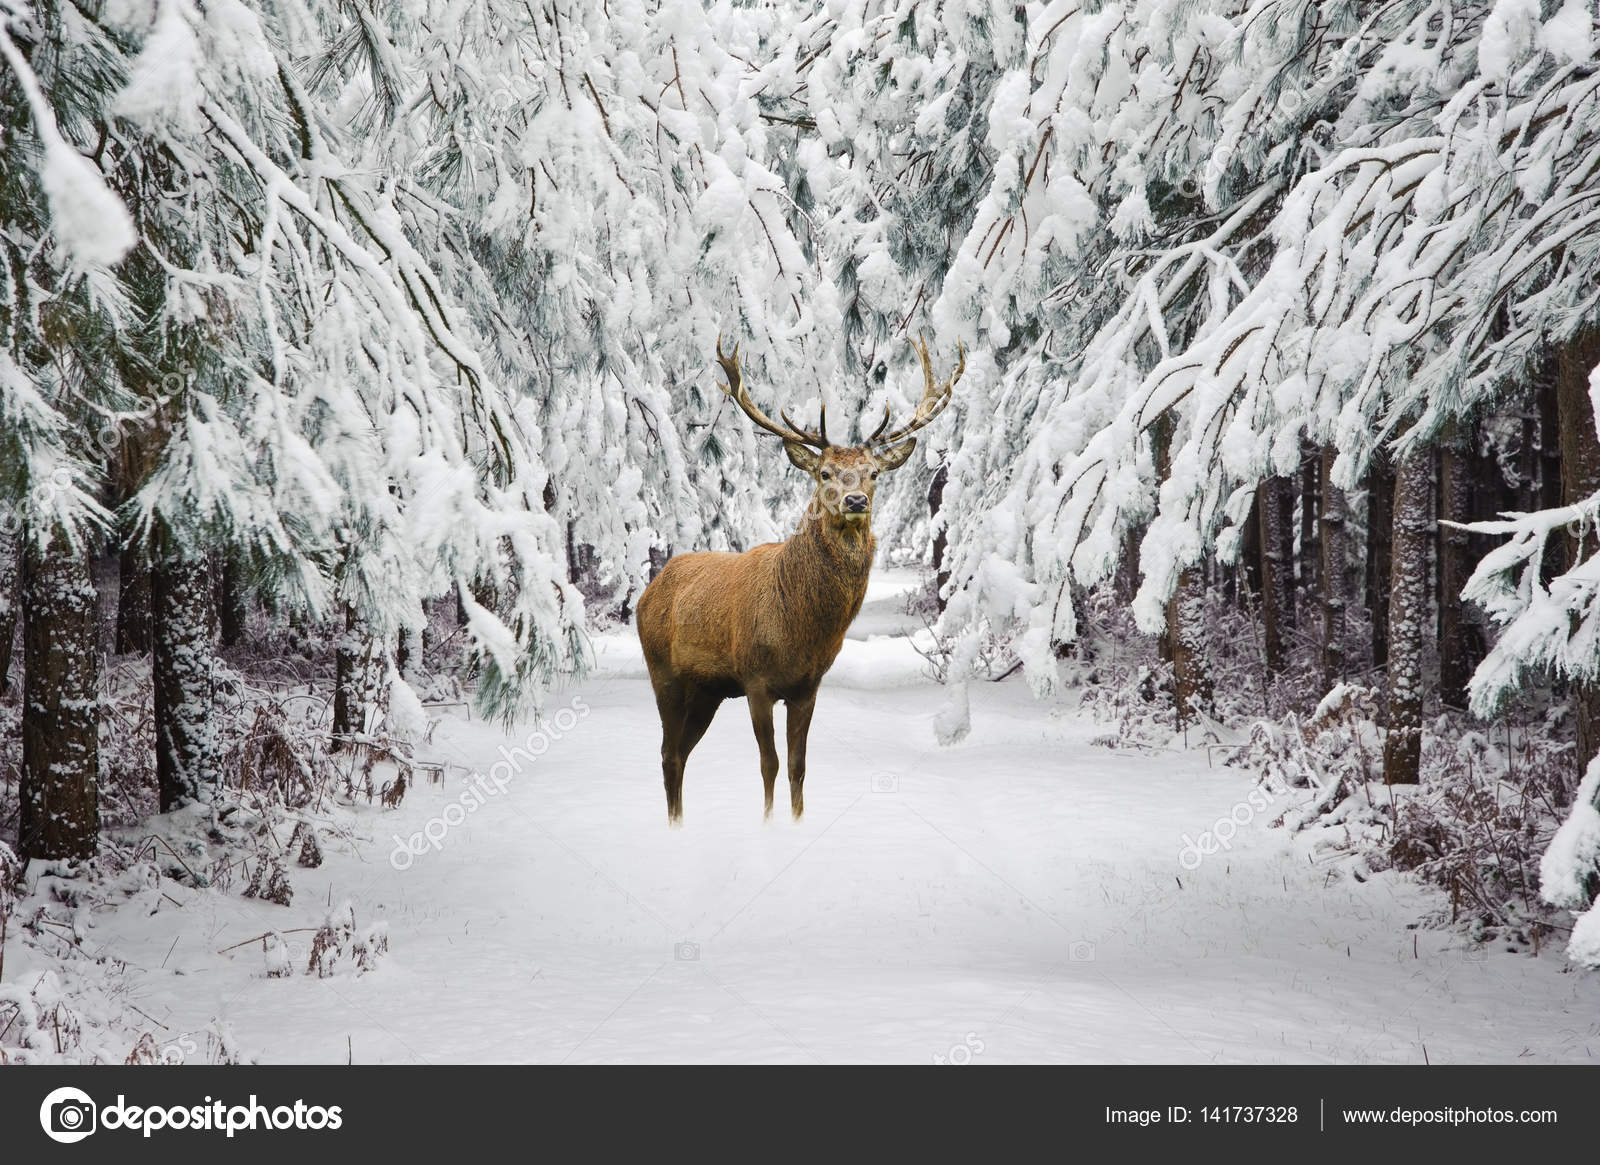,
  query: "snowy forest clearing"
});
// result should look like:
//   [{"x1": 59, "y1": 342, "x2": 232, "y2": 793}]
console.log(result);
[{"x1": 16, "y1": 575, "x2": 1597, "y2": 1065}]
